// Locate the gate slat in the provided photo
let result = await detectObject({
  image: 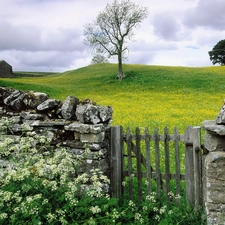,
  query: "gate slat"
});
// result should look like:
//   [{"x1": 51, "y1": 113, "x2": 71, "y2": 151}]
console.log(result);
[
  {"x1": 174, "y1": 127, "x2": 181, "y2": 203},
  {"x1": 154, "y1": 127, "x2": 161, "y2": 199},
  {"x1": 126, "y1": 127, "x2": 133, "y2": 200},
  {"x1": 184, "y1": 126, "x2": 195, "y2": 206},
  {"x1": 145, "y1": 127, "x2": 152, "y2": 196},
  {"x1": 110, "y1": 126, "x2": 123, "y2": 198},
  {"x1": 136, "y1": 127, "x2": 142, "y2": 204},
  {"x1": 164, "y1": 127, "x2": 170, "y2": 202}
]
